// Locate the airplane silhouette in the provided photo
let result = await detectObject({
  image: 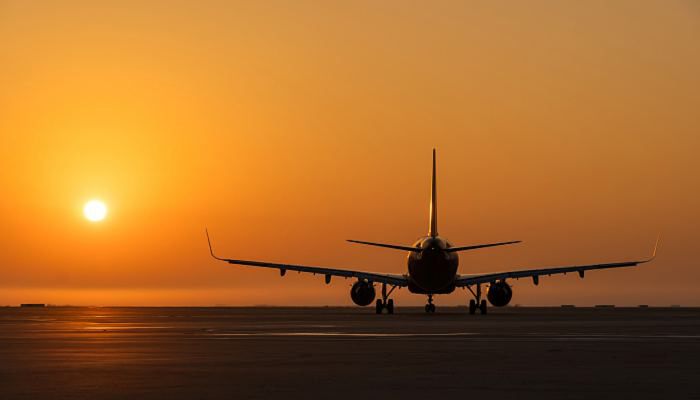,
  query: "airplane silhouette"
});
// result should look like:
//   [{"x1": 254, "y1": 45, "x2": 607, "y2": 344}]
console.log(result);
[{"x1": 207, "y1": 149, "x2": 658, "y2": 314}]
